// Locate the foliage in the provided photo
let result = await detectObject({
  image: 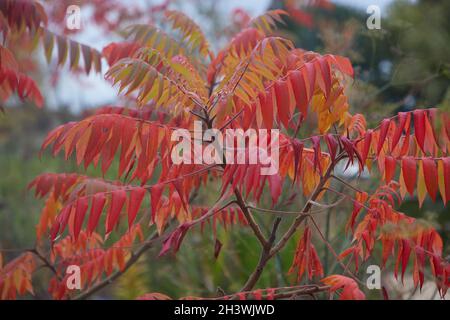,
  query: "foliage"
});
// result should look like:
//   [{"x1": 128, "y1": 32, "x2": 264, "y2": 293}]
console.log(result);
[{"x1": 0, "y1": 1, "x2": 449, "y2": 300}]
